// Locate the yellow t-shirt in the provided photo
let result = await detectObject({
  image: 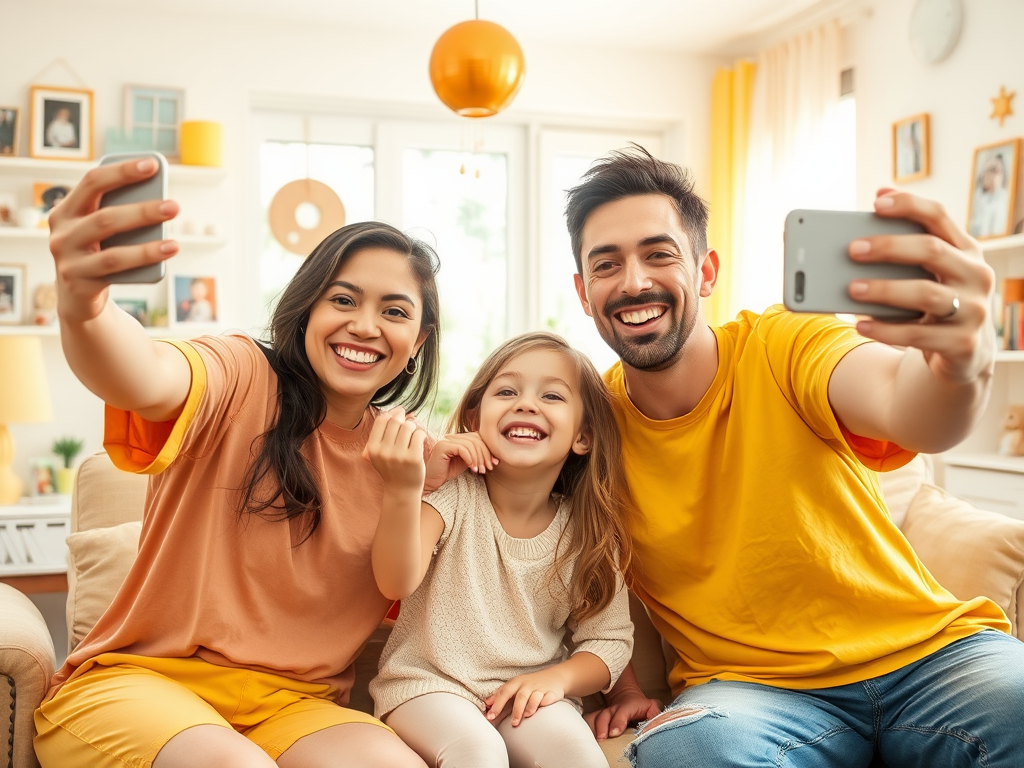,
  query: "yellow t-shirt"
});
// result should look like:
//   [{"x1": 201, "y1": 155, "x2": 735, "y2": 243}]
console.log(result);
[{"x1": 605, "y1": 307, "x2": 1009, "y2": 694}]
